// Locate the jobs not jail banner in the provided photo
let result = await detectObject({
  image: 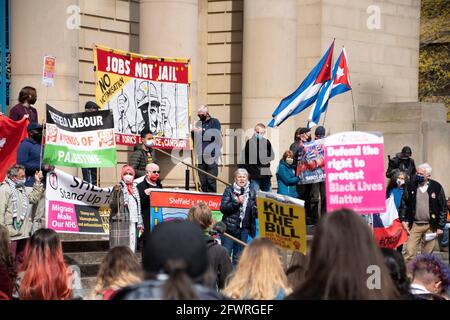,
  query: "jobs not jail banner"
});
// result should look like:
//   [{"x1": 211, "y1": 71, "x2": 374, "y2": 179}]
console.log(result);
[
  {"x1": 43, "y1": 104, "x2": 117, "y2": 168},
  {"x1": 94, "y1": 45, "x2": 191, "y2": 149},
  {"x1": 45, "y1": 169, "x2": 113, "y2": 235}
]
